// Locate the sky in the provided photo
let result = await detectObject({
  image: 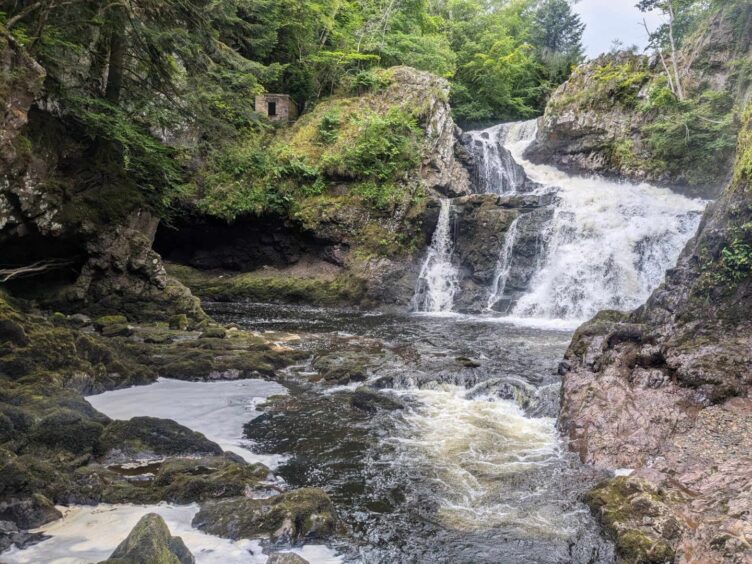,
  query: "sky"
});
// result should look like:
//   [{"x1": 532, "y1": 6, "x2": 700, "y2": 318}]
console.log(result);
[{"x1": 575, "y1": 0, "x2": 665, "y2": 59}]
